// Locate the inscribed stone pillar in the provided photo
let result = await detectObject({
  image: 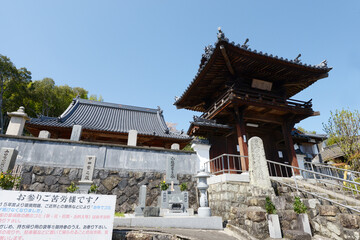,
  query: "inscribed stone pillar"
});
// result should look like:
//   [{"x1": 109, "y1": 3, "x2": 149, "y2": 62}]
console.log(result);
[
  {"x1": 6, "y1": 107, "x2": 30, "y2": 136},
  {"x1": 166, "y1": 156, "x2": 179, "y2": 184},
  {"x1": 127, "y1": 130, "x2": 138, "y2": 146},
  {"x1": 0, "y1": 148, "x2": 18, "y2": 172},
  {"x1": 78, "y1": 156, "x2": 96, "y2": 194},
  {"x1": 38, "y1": 130, "x2": 51, "y2": 139},
  {"x1": 135, "y1": 185, "x2": 147, "y2": 216},
  {"x1": 248, "y1": 136, "x2": 272, "y2": 190},
  {"x1": 70, "y1": 125, "x2": 82, "y2": 141},
  {"x1": 80, "y1": 156, "x2": 96, "y2": 182}
]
